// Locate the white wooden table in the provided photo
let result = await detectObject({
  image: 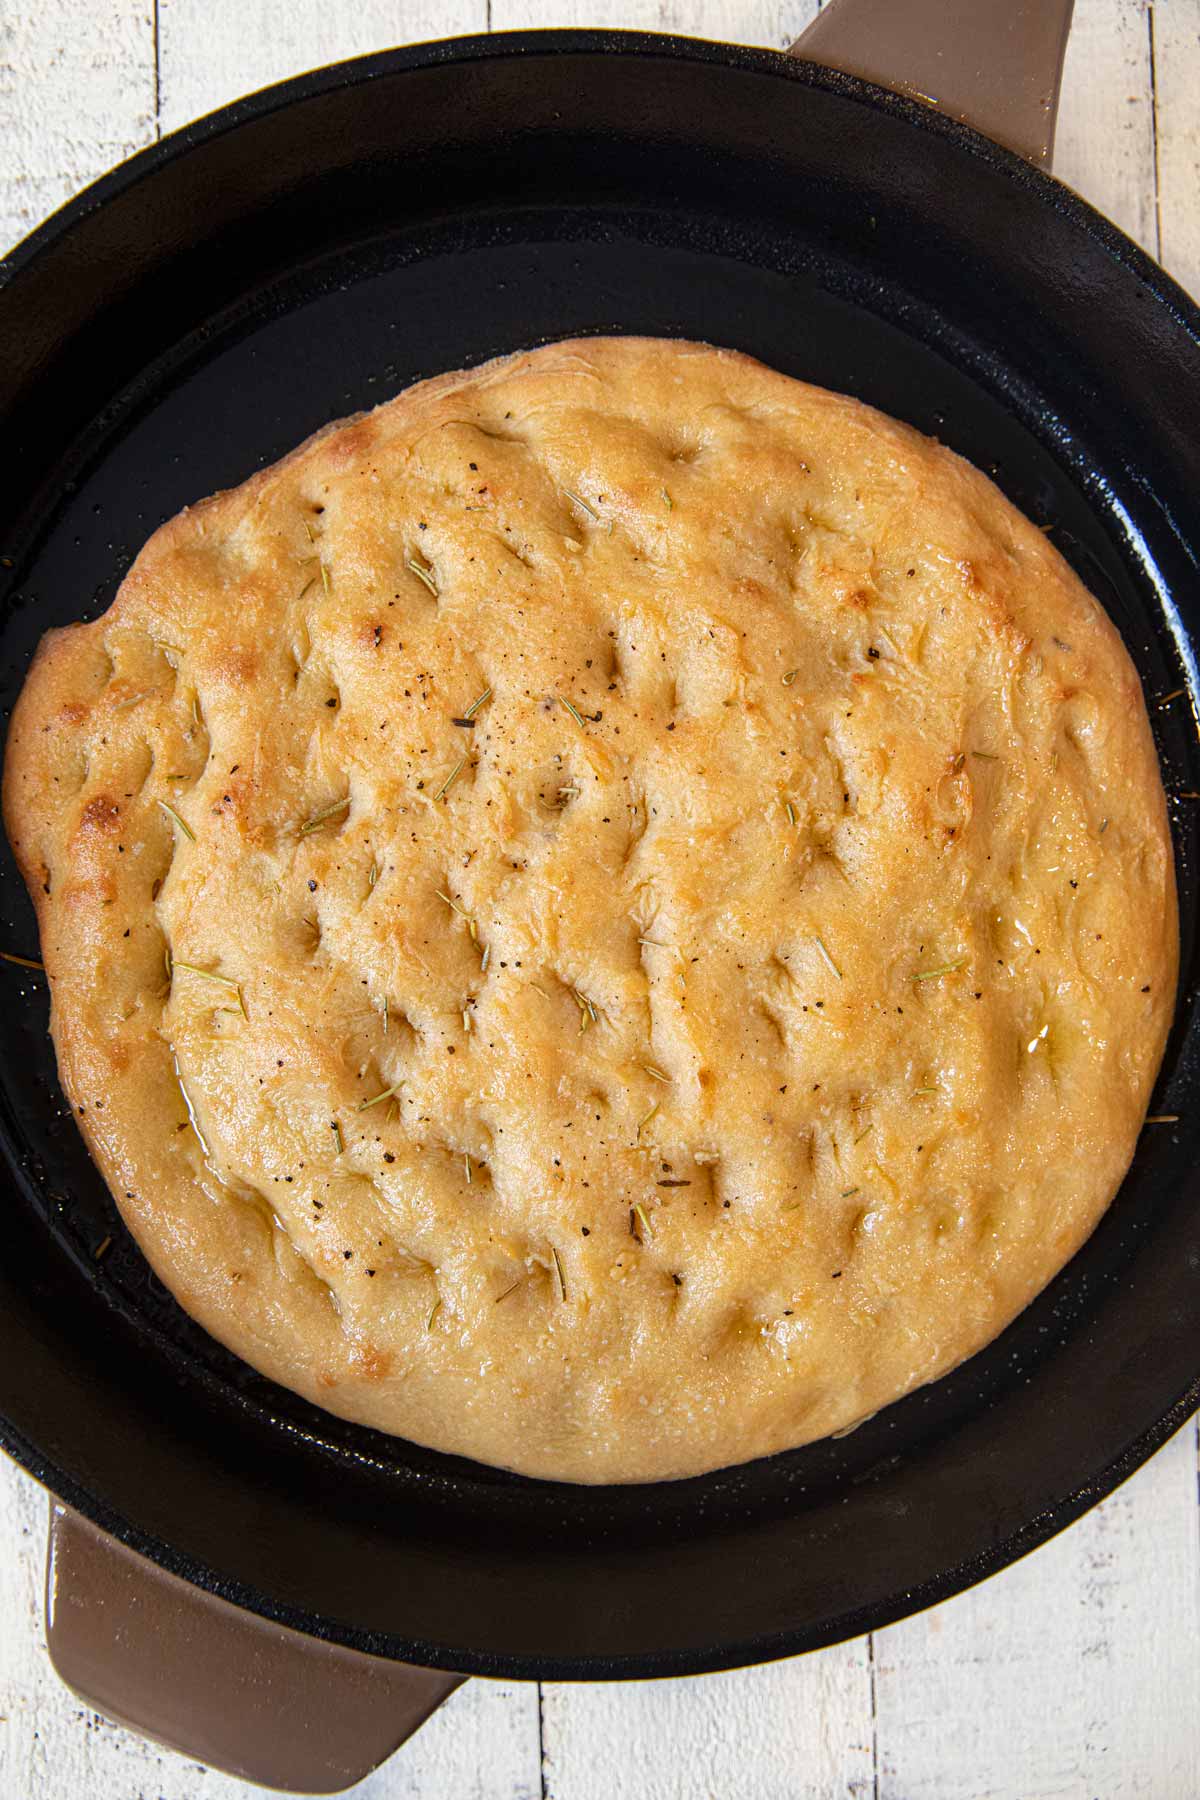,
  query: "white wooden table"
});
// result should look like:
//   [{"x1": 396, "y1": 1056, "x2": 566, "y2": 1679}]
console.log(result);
[{"x1": 2, "y1": 3, "x2": 1199, "y2": 1795}]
